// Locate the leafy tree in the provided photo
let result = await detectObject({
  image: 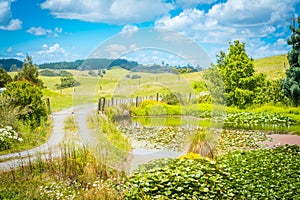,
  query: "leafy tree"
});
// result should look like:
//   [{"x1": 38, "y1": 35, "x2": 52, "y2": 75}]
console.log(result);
[
  {"x1": 59, "y1": 70, "x2": 73, "y2": 77},
  {"x1": 283, "y1": 17, "x2": 300, "y2": 106},
  {"x1": 55, "y1": 77, "x2": 80, "y2": 90},
  {"x1": 14, "y1": 55, "x2": 44, "y2": 87},
  {"x1": 2, "y1": 81, "x2": 47, "y2": 127},
  {"x1": 215, "y1": 40, "x2": 263, "y2": 108},
  {"x1": 39, "y1": 69, "x2": 60, "y2": 76},
  {"x1": 161, "y1": 92, "x2": 183, "y2": 105},
  {"x1": 0, "y1": 68, "x2": 12, "y2": 87}
]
